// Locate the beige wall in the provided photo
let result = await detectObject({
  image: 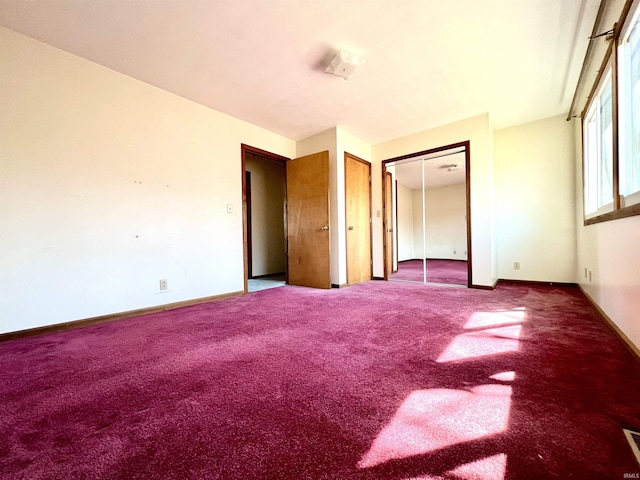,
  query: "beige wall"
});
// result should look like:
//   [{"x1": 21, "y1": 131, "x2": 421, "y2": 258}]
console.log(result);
[
  {"x1": 574, "y1": 122, "x2": 640, "y2": 350},
  {"x1": 245, "y1": 154, "x2": 286, "y2": 277},
  {"x1": 494, "y1": 115, "x2": 576, "y2": 282},
  {"x1": 401, "y1": 184, "x2": 467, "y2": 261},
  {"x1": 396, "y1": 183, "x2": 414, "y2": 261},
  {"x1": 0, "y1": 28, "x2": 295, "y2": 333},
  {"x1": 424, "y1": 184, "x2": 467, "y2": 260},
  {"x1": 373, "y1": 114, "x2": 495, "y2": 286}
]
